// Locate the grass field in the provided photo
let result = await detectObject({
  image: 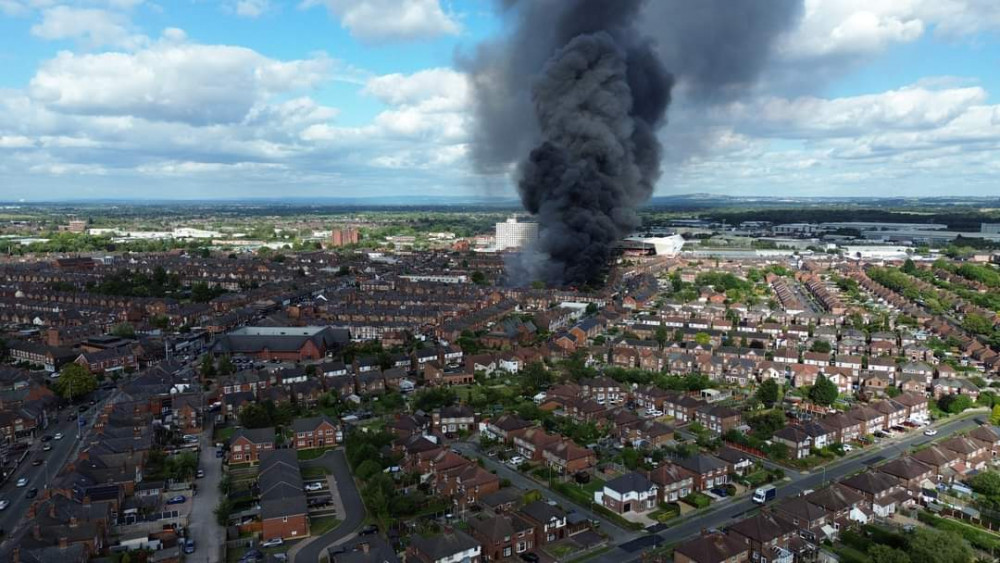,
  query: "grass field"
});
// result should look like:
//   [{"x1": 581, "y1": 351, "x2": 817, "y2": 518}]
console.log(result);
[
  {"x1": 301, "y1": 466, "x2": 331, "y2": 479},
  {"x1": 310, "y1": 515, "x2": 343, "y2": 536}
]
